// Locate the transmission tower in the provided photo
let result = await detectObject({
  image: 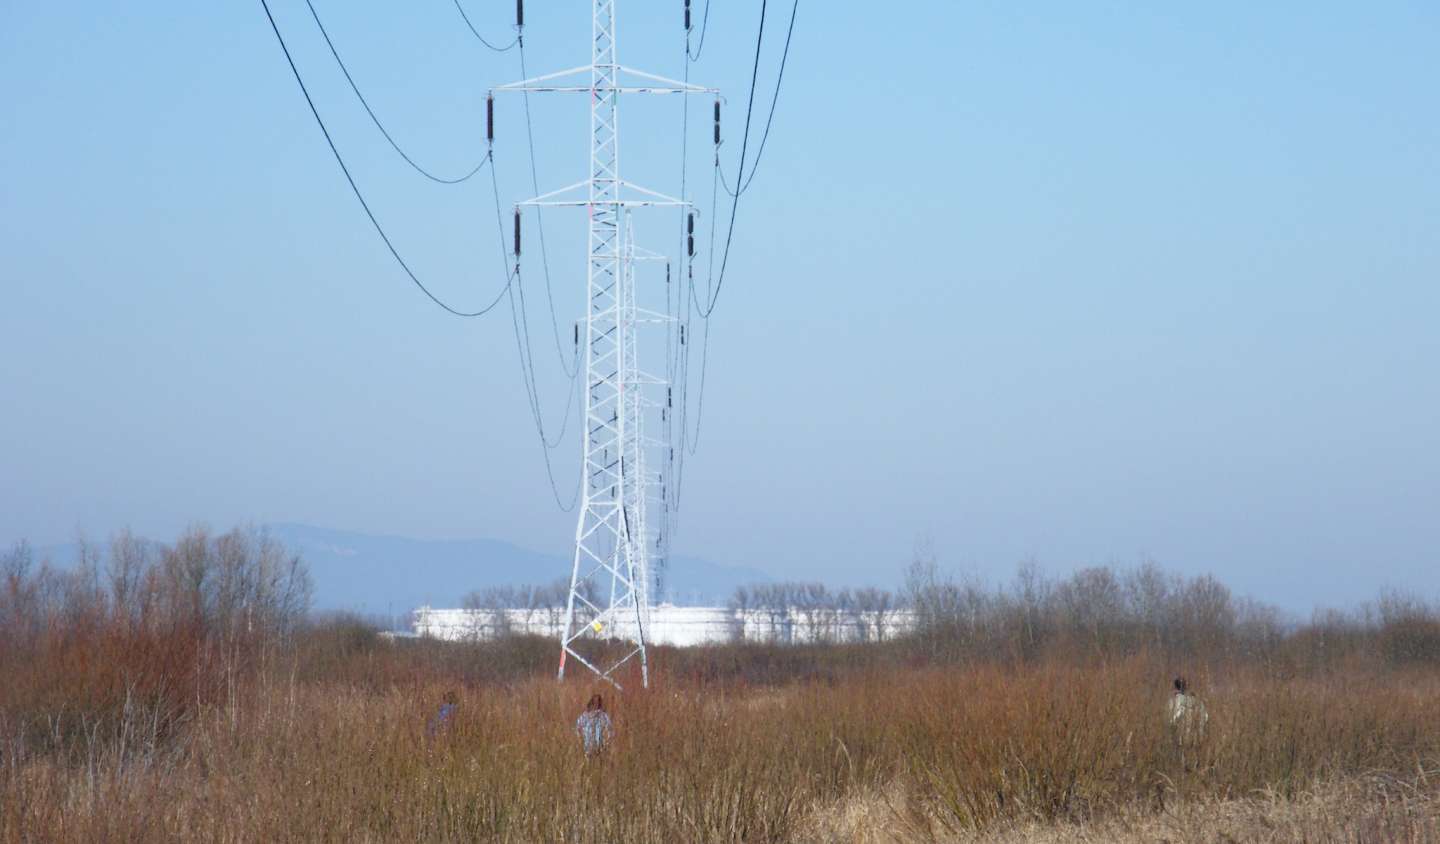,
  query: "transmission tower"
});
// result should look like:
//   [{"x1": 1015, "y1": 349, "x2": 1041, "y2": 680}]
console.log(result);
[{"x1": 493, "y1": 1, "x2": 716, "y2": 689}]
